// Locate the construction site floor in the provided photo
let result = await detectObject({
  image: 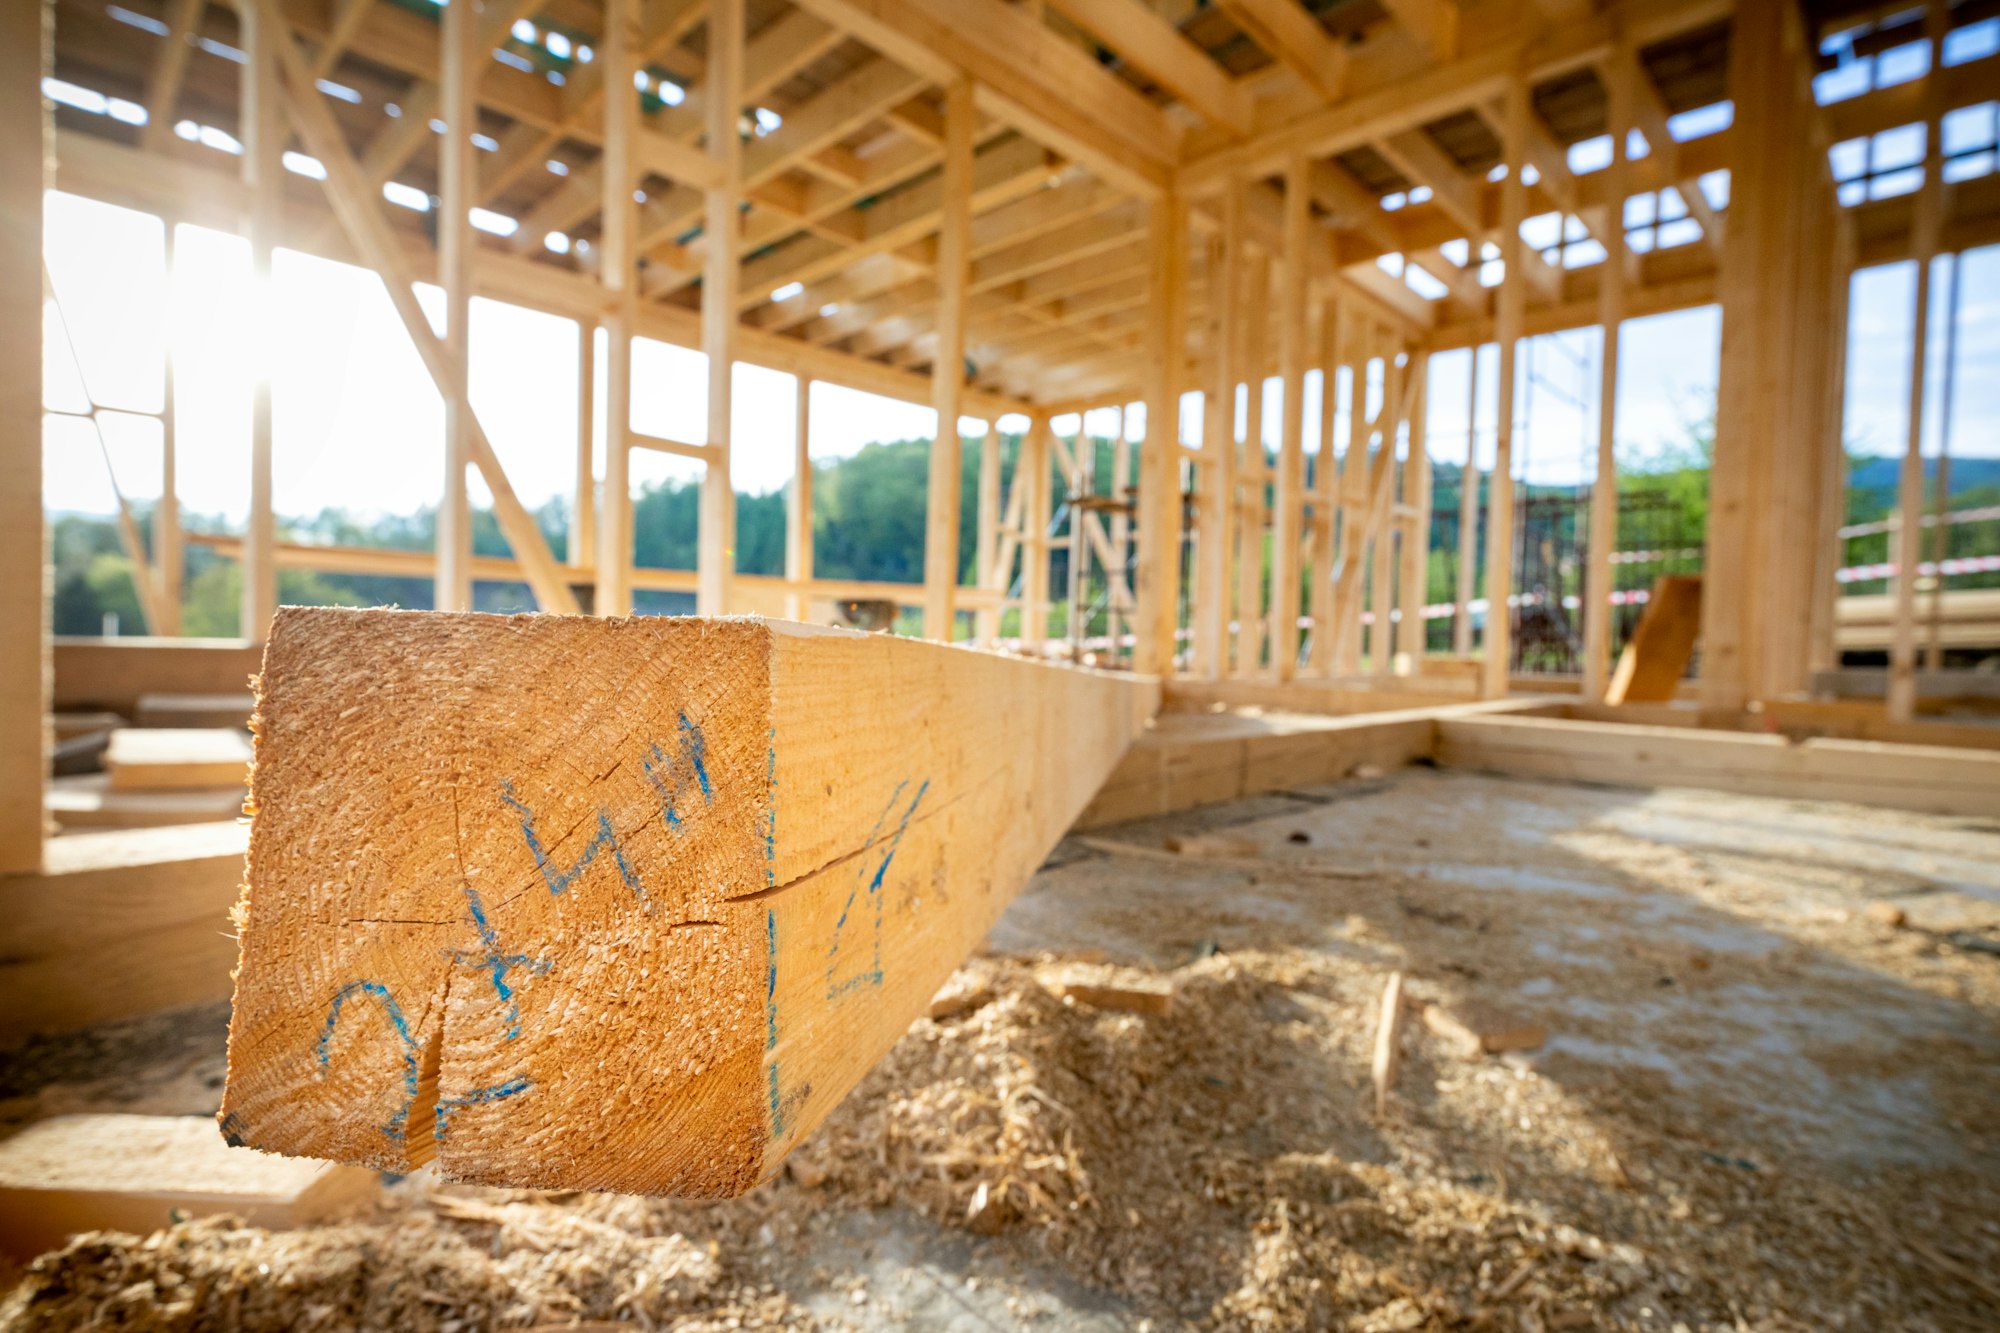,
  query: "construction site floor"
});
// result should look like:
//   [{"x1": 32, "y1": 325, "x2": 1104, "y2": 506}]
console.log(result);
[{"x1": 3, "y1": 768, "x2": 1997, "y2": 1331}]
